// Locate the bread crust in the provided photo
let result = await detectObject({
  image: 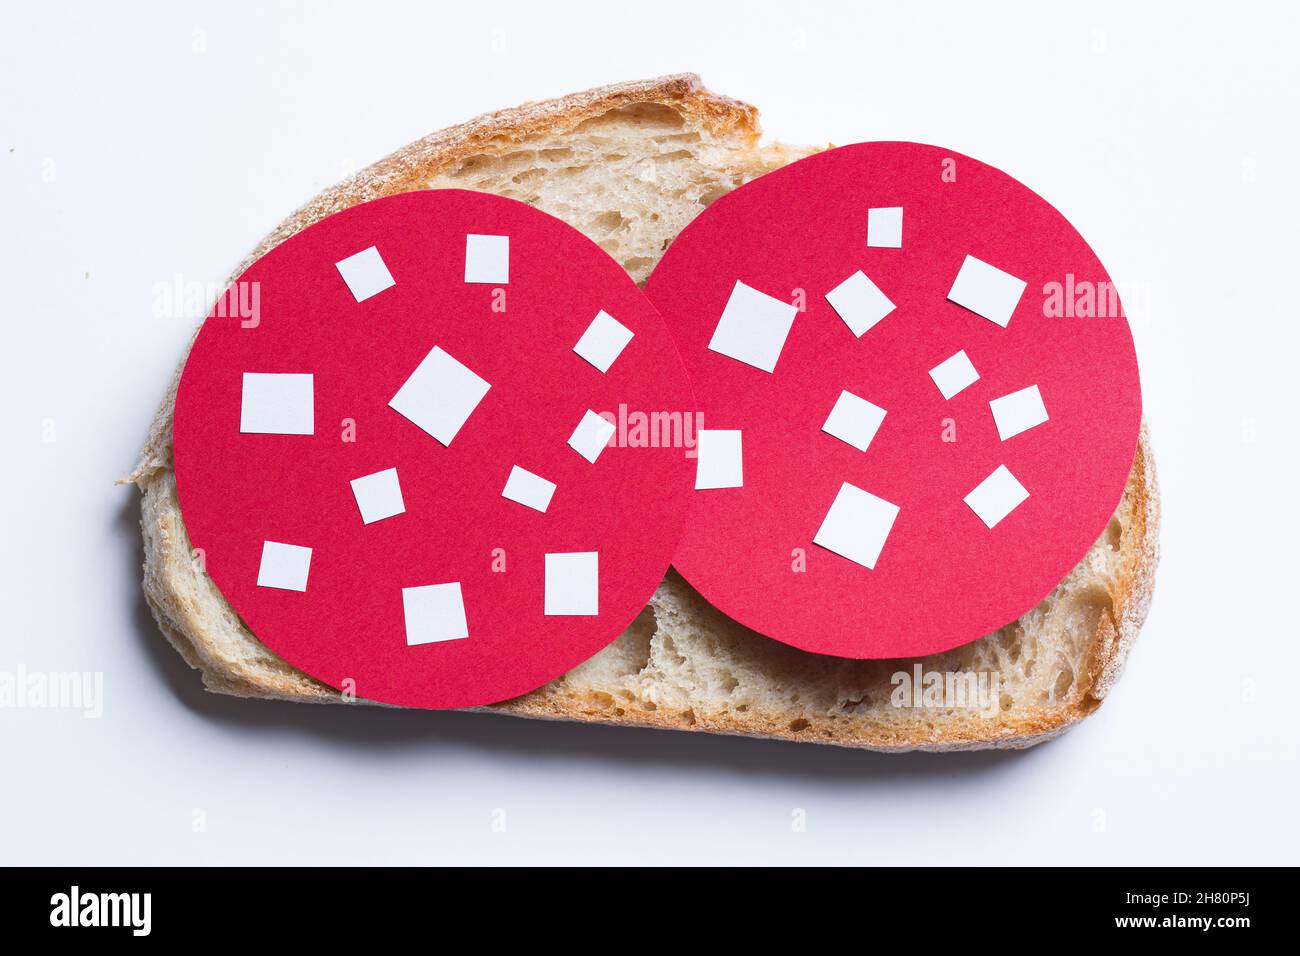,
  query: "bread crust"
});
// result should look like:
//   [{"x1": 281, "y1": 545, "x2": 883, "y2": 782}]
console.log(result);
[{"x1": 130, "y1": 74, "x2": 1159, "y2": 751}]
